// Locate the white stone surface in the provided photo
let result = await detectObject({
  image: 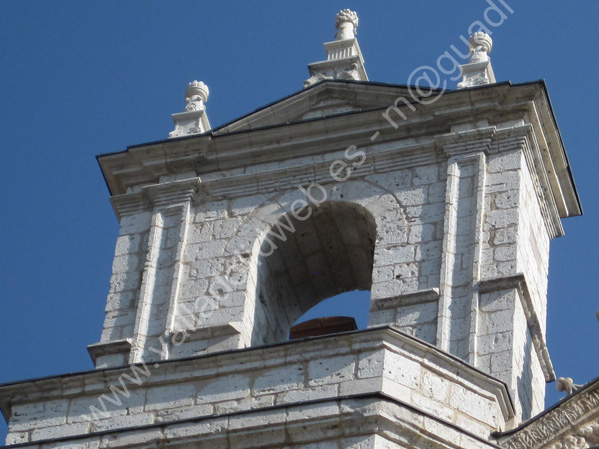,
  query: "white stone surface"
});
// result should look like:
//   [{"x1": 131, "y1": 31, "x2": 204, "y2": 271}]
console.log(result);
[
  {"x1": 458, "y1": 32, "x2": 497, "y2": 89},
  {"x1": 1, "y1": 328, "x2": 513, "y2": 447},
  {"x1": 80, "y1": 81, "x2": 582, "y2": 432},
  {"x1": 304, "y1": 10, "x2": 368, "y2": 87},
  {"x1": 335, "y1": 9, "x2": 358, "y2": 41},
  {"x1": 0, "y1": 51, "x2": 579, "y2": 448},
  {"x1": 169, "y1": 80, "x2": 211, "y2": 138}
]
